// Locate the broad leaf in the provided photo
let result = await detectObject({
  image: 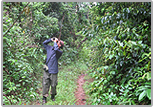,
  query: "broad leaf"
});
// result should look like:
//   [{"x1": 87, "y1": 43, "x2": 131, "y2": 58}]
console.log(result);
[
  {"x1": 146, "y1": 89, "x2": 151, "y2": 100},
  {"x1": 139, "y1": 90, "x2": 146, "y2": 101}
]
